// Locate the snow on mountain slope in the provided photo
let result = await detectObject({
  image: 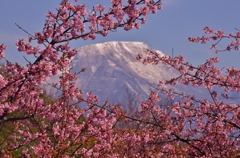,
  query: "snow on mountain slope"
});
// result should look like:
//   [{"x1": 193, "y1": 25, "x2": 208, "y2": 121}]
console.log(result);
[
  {"x1": 46, "y1": 41, "x2": 240, "y2": 107},
  {"x1": 70, "y1": 41, "x2": 178, "y2": 105}
]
